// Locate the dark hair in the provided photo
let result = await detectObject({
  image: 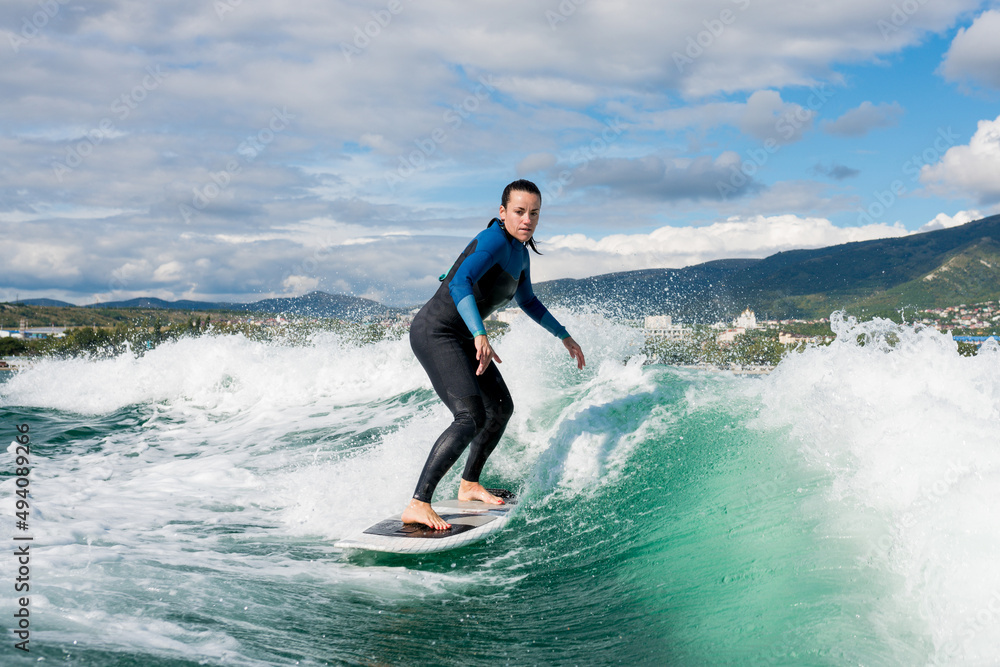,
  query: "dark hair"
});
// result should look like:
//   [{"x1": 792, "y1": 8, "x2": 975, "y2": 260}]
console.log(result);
[{"x1": 500, "y1": 179, "x2": 543, "y2": 255}]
